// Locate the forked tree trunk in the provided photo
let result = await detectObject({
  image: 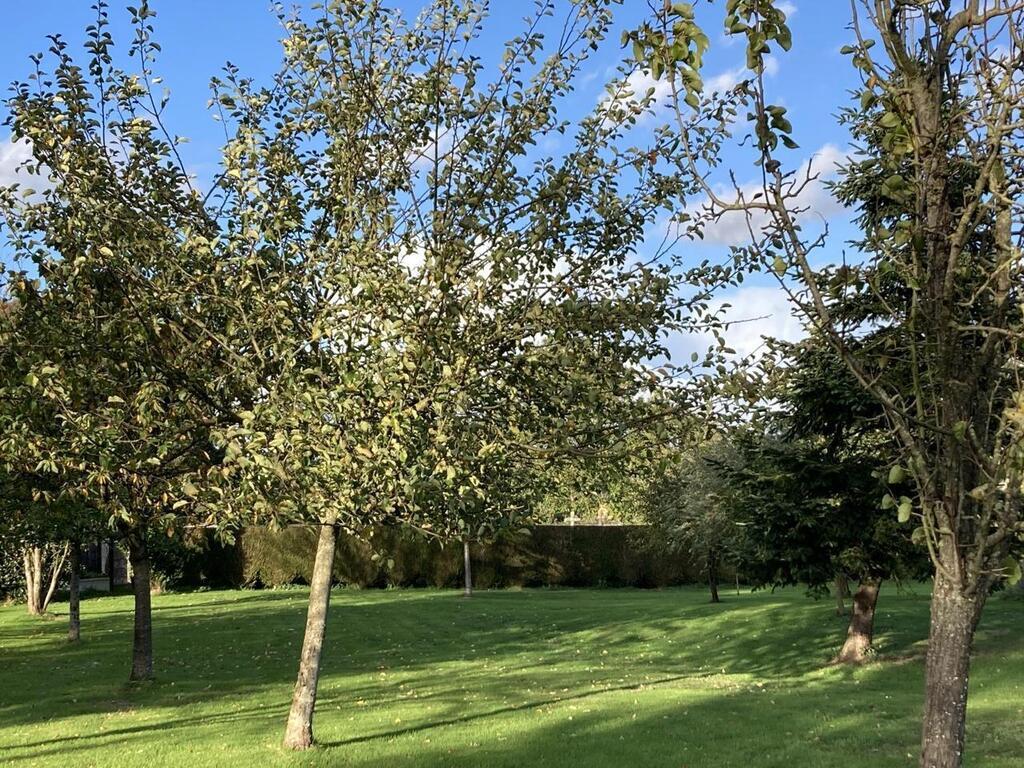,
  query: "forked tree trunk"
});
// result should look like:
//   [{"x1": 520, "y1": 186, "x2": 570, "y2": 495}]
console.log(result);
[
  {"x1": 68, "y1": 542, "x2": 81, "y2": 642},
  {"x1": 463, "y1": 539, "x2": 473, "y2": 598},
  {"x1": 283, "y1": 519, "x2": 339, "y2": 750},
  {"x1": 707, "y1": 549, "x2": 720, "y2": 603},
  {"x1": 835, "y1": 580, "x2": 880, "y2": 663},
  {"x1": 919, "y1": 576, "x2": 985, "y2": 768},
  {"x1": 126, "y1": 536, "x2": 154, "y2": 681},
  {"x1": 835, "y1": 574, "x2": 850, "y2": 615},
  {"x1": 23, "y1": 544, "x2": 68, "y2": 616}
]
